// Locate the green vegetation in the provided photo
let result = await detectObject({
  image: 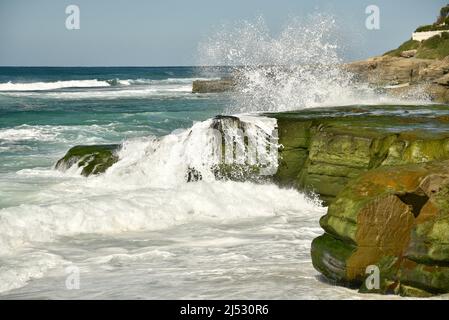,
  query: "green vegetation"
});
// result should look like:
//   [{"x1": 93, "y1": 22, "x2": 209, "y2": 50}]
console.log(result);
[
  {"x1": 383, "y1": 39, "x2": 420, "y2": 57},
  {"x1": 384, "y1": 5, "x2": 449, "y2": 59},
  {"x1": 415, "y1": 4, "x2": 449, "y2": 31},
  {"x1": 415, "y1": 24, "x2": 449, "y2": 32},
  {"x1": 385, "y1": 33, "x2": 449, "y2": 60},
  {"x1": 416, "y1": 33, "x2": 449, "y2": 59},
  {"x1": 437, "y1": 4, "x2": 449, "y2": 24}
]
